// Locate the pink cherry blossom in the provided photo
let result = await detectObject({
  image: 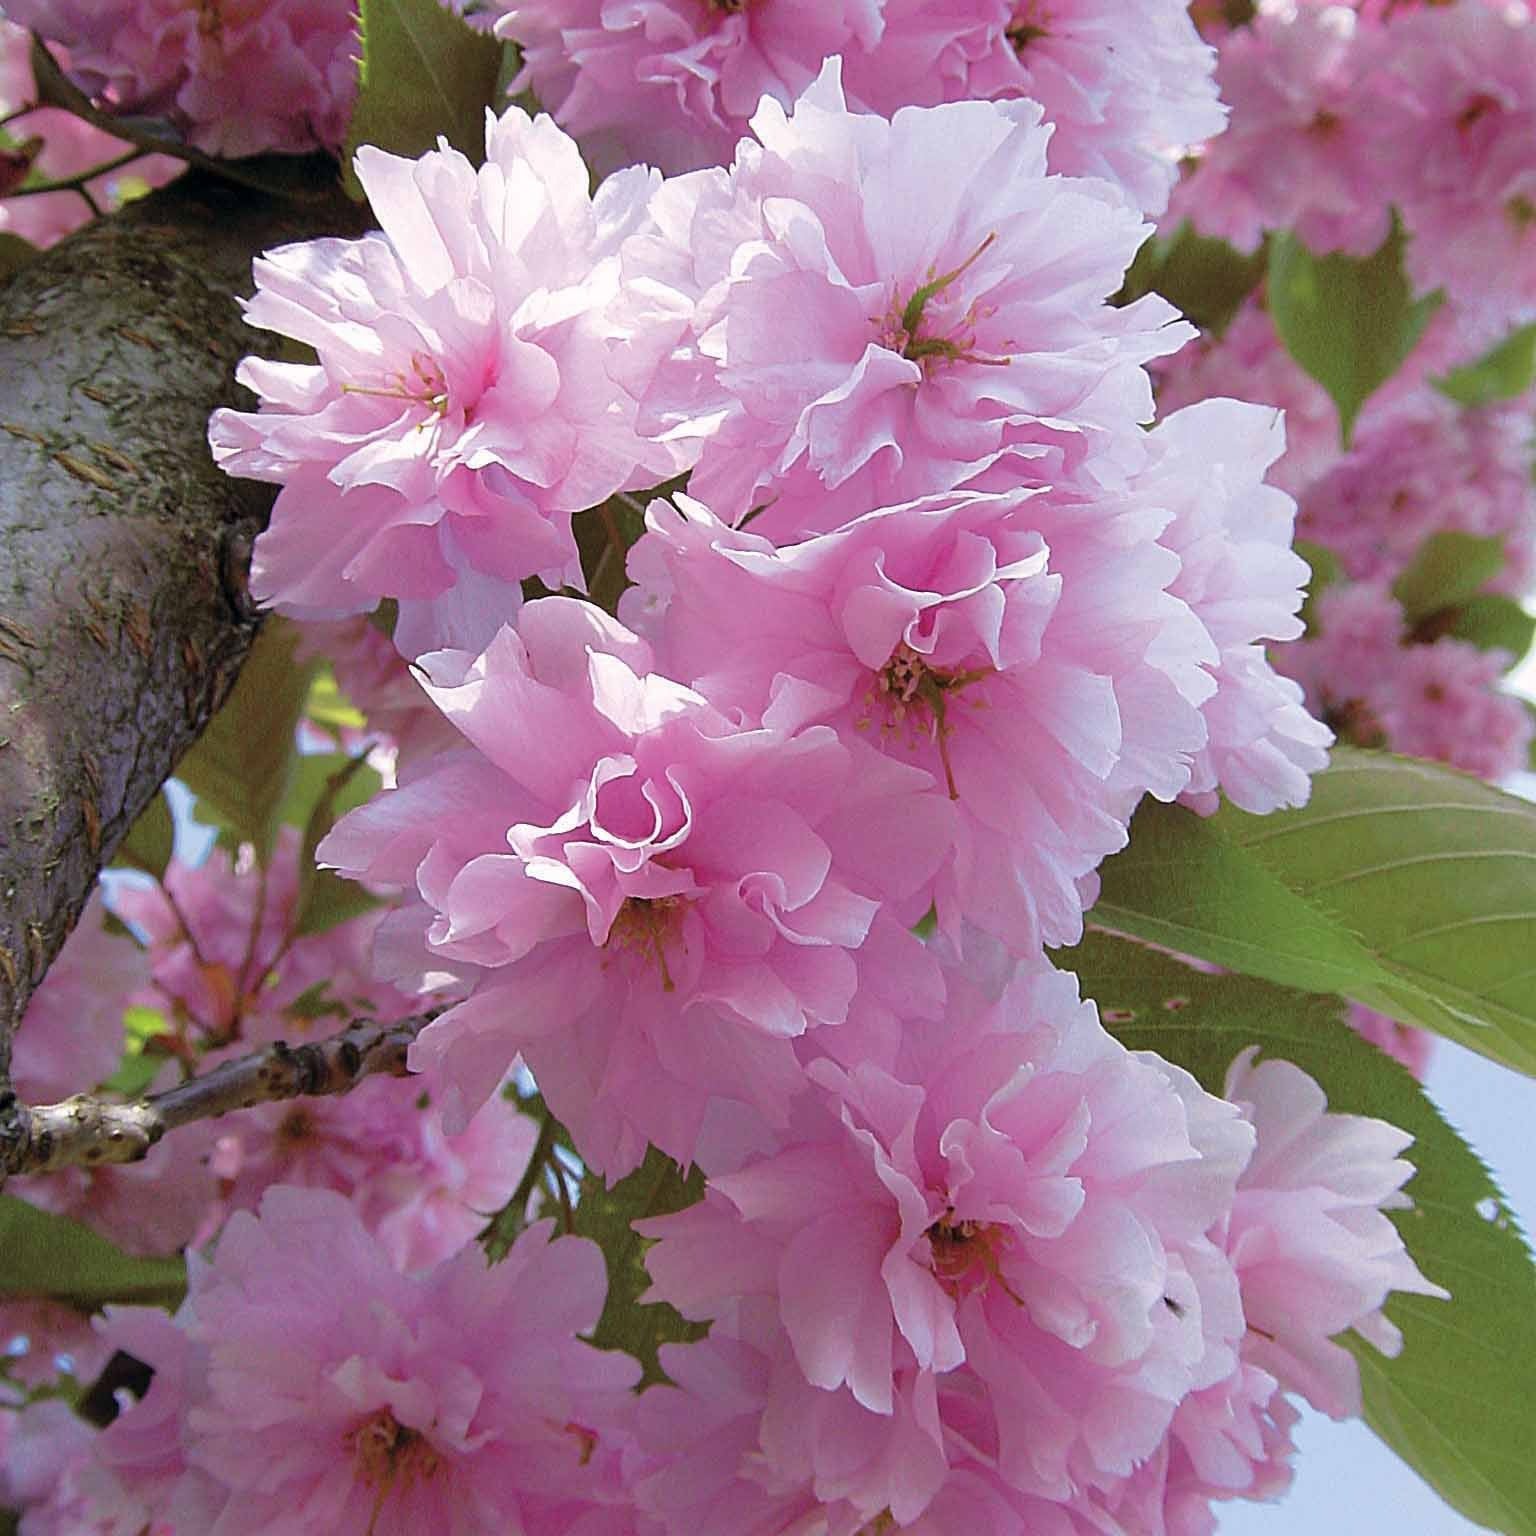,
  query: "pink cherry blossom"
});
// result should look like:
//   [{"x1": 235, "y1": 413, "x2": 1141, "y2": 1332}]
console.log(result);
[
  {"x1": 1142, "y1": 400, "x2": 1333, "y2": 815},
  {"x1": 211, "y1": 1073, "x2": 538, "y2": 1272},
  {"x1": 1387, "y1": 5, "x2": 1536, "y2": 325},
  {"x1": 1168, "y1": 6, "x2": 1393, "y2": 258},
  {"x1": 1372, "y1": 637, "x2": 1534, "y2": 782},
  {"x1": 6, "y1": 0, "x2": 358, "y2": 158},
  {"x1": 1220, "y1": 1047, "x2": 1448, "y2": 1419},
  {"x1": 639, "y1": 956, "x2": 1255, "y2": 1510},
  {"x1": 9, "y1": 888, "x2": 144, "y2": 1104},
  {"x1": 113, "y1": 1188, "x2": 640, "y2": 1535},
  {"x1": 320, "y1": 596, "x2": 952, "y2": 1175},
  {"x1": 621, "y1": 61, "x2": 1193, "y2": 539},
  {"x1": 623, "y1": 484, "x2": 1213, "y2": 951},
  {"x1": 495, "y1": 0, "x2": 888, "y2": 176},
  {"x1": 845, "y1": 0, "x2": 1226, "y2": 216},
  {"x1": 209, "y1": 107, "x2": 676, "y2": 657}
]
